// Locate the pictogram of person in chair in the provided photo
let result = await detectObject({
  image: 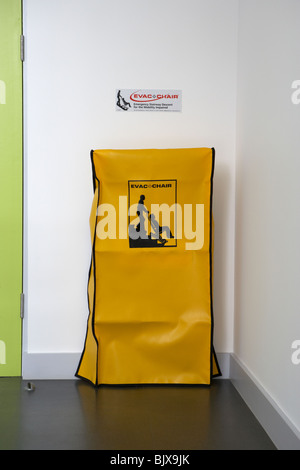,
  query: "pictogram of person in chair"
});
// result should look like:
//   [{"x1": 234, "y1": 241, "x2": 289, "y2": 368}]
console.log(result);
[{"x1": 149, "y1": 213, "x2": 174, "y2": 245}]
